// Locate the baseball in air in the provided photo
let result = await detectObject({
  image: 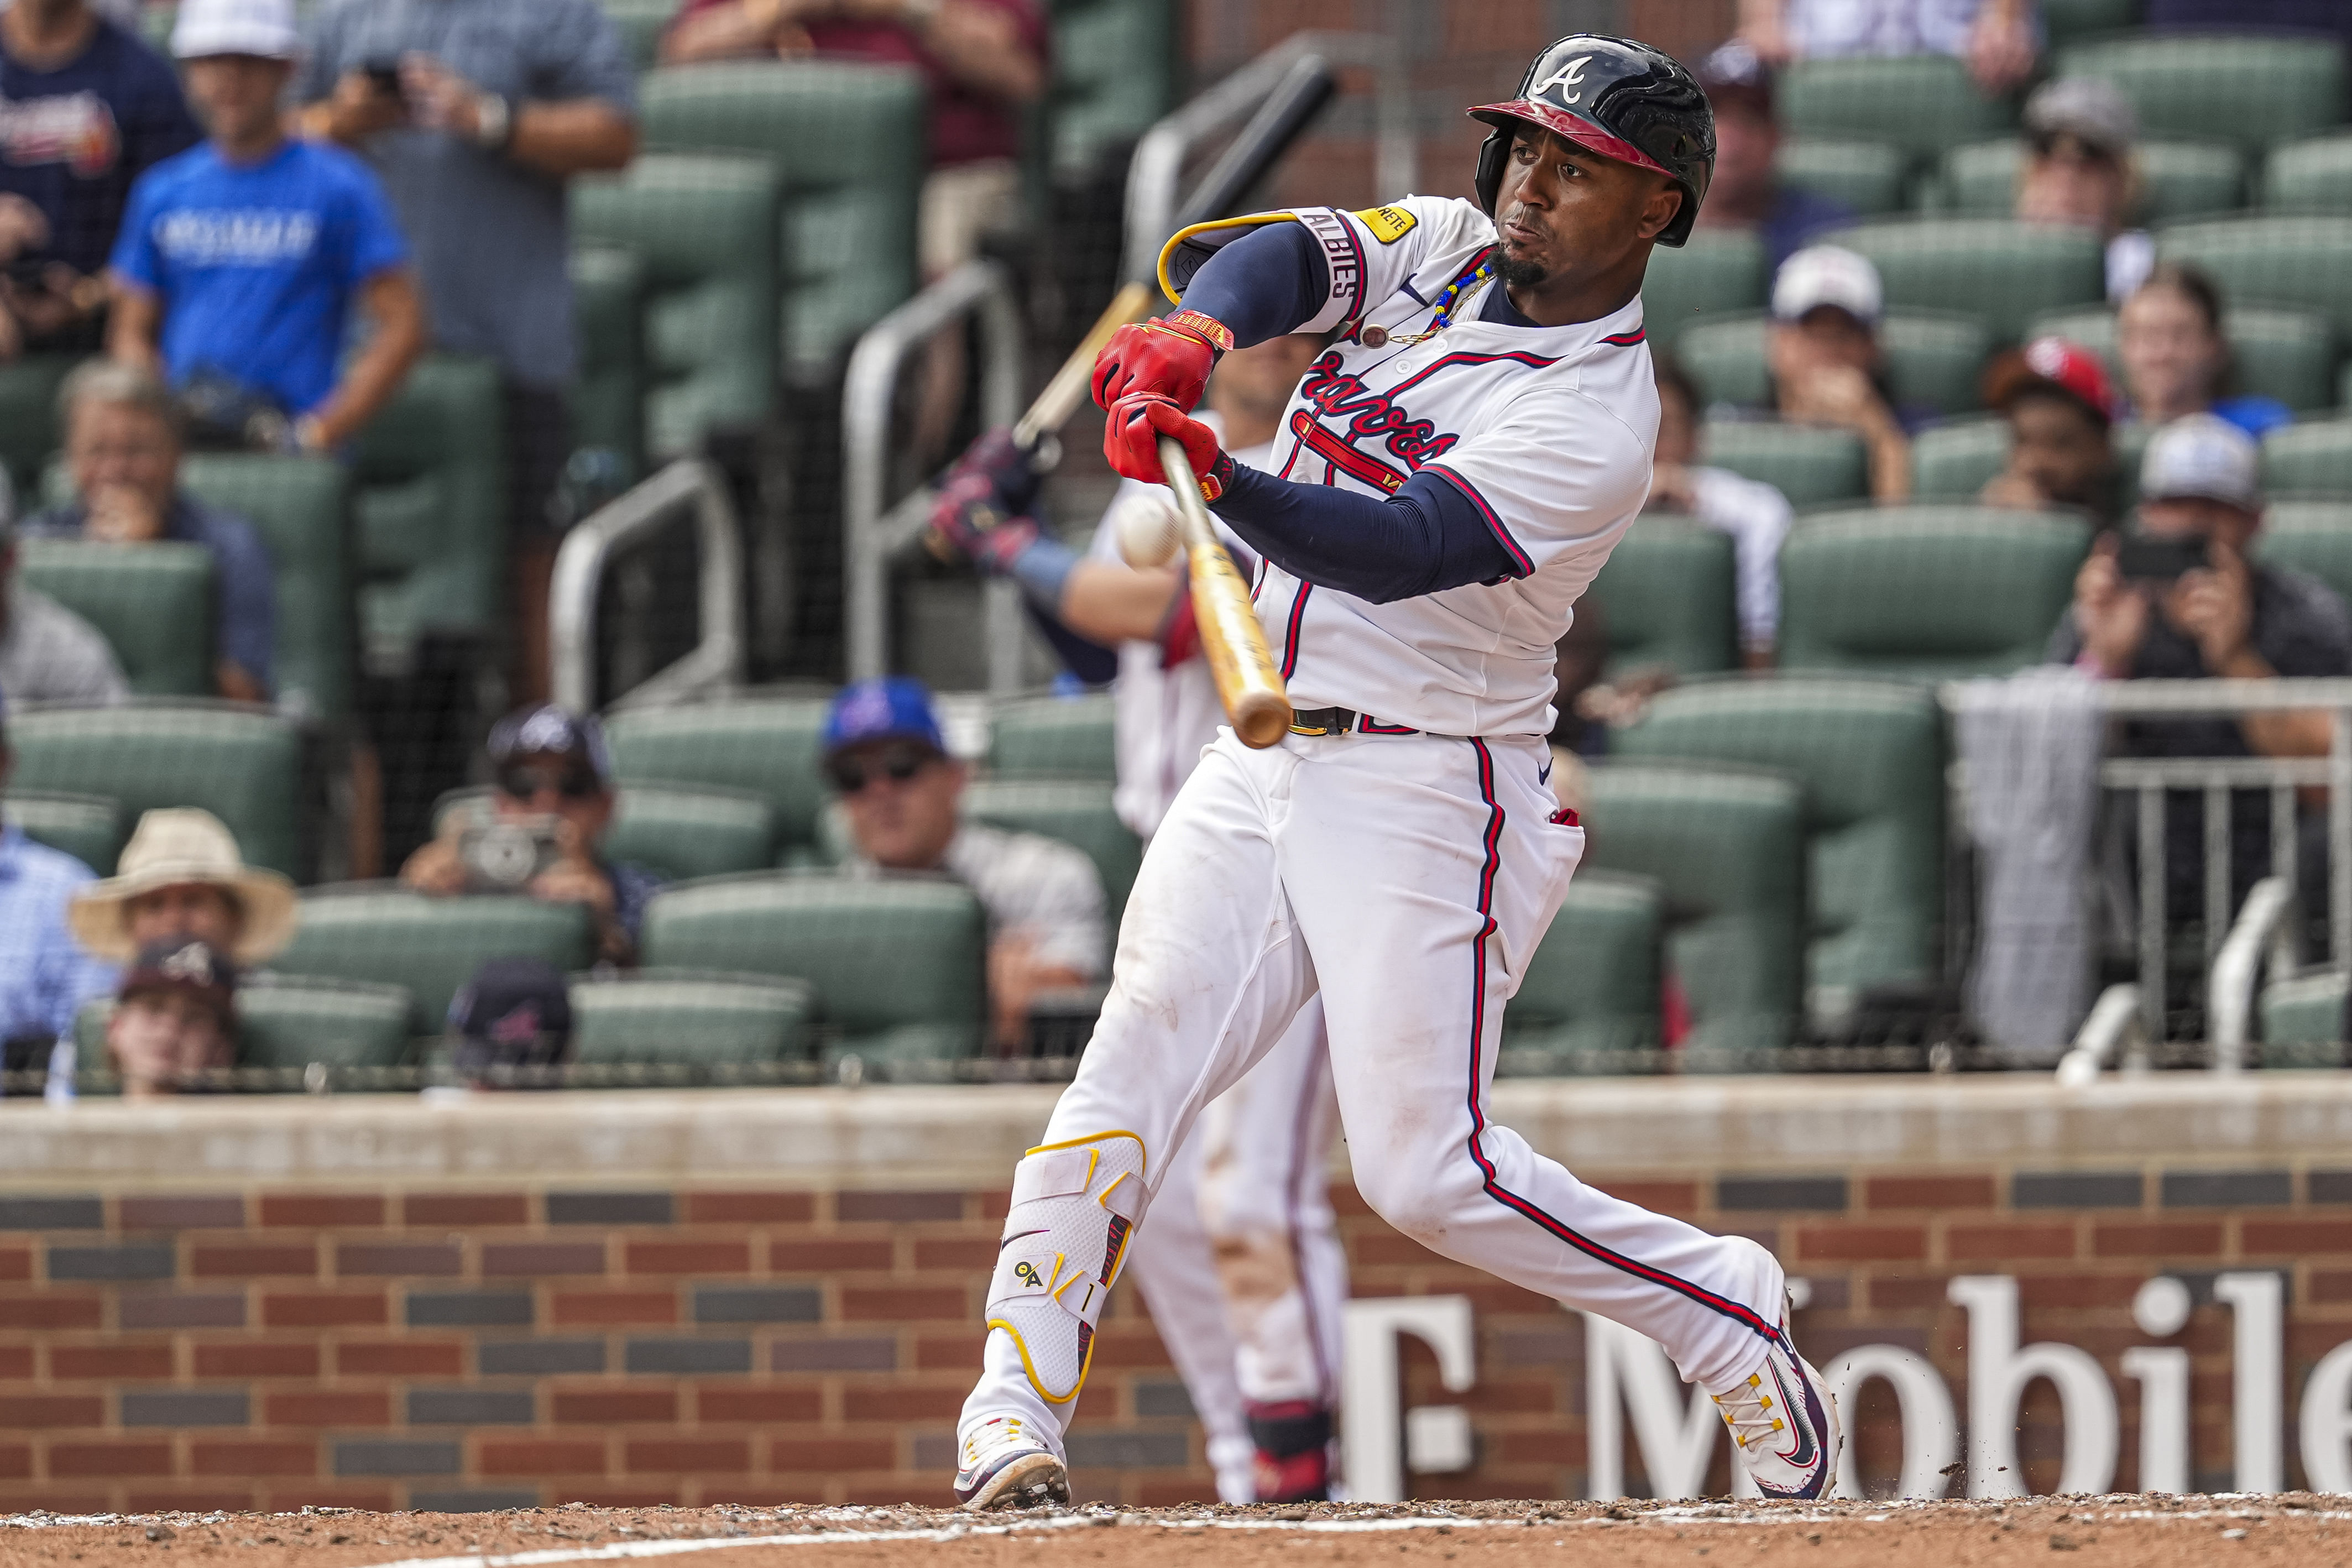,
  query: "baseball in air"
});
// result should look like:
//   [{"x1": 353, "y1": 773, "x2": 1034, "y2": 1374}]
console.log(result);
[{"x1": 1111, "y1": 490, "x2": 1184, "y2": 568}]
